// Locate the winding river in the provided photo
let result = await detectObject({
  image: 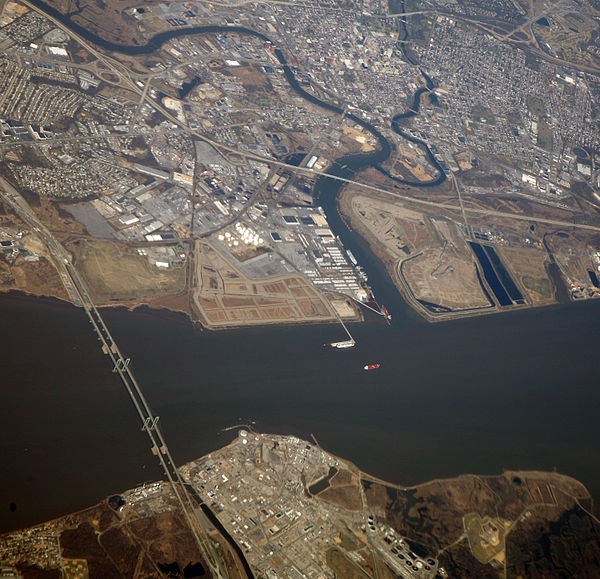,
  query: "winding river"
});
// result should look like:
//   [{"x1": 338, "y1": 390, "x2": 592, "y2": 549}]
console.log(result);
[
  {"x1": 15, "y1": 3, "x2": 458, "y2": 336},
  {"x1": 26, "y1": 0, "x2": 445, "y2": 310},
  {"x1": 27, "y1": 0, "x2": 441, "y2": 191}
]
